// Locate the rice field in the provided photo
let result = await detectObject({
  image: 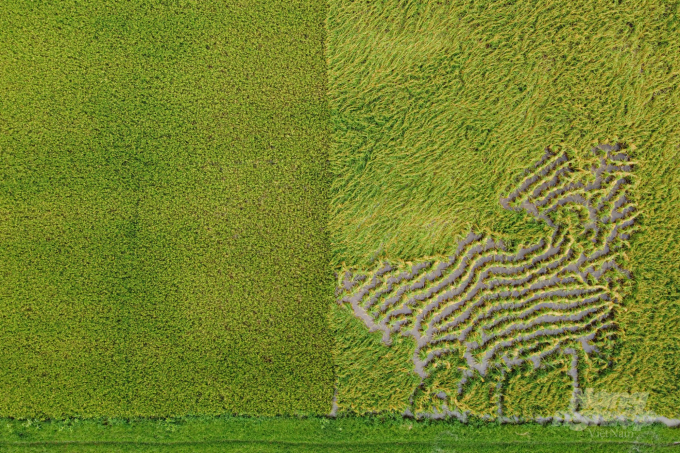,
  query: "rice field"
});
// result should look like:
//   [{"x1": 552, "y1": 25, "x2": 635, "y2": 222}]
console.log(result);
[
  {"x1": 0, "y1": 0, "x2": 679, "y2": 449},
  {"x1": 335, "y1": 143, "x2": 638, "y2": 419},
  {"x1": 328, "y1": 0, "x2": 680, "y2": 421},
  {"x1": 0, "y1": 0, "x2": 333, "y2": 418}
]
